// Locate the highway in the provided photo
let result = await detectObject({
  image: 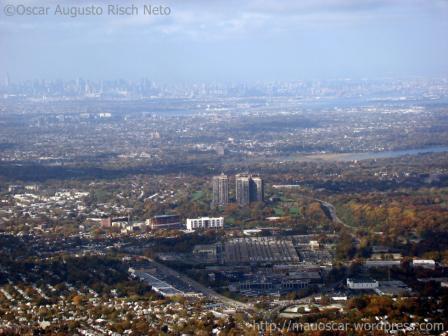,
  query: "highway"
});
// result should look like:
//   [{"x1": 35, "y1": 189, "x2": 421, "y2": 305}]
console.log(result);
[
  {"x1": 297, "y1": 195, "x2": 356, "y2": 233},
  {"x1": 143, "y1": 257, "x2": 252, "y2": 310},
  {"x1": 317, "y1": 199, "x2": 356, "y2": 232}
]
